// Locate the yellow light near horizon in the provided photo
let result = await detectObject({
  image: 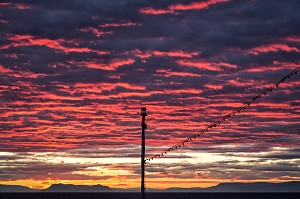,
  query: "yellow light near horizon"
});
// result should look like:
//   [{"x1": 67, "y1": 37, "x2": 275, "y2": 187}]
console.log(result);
[
  {"x1": 72, "y1": 166, "x2": 133, "y2": 177},
  {"x1": 0, "y1": 178, "x2": 140, "y2": 190},
  {"x1": 0, "y1": 152, "x2": 14, "y2": 156},
  {"x1": 0, "y1": 178, "x2": 218, "y2": 190},
  {"x1": 0, "y1": 177, "x2": 295, "y2": 190}
]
